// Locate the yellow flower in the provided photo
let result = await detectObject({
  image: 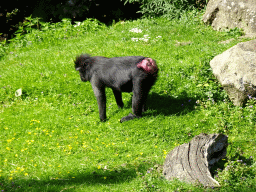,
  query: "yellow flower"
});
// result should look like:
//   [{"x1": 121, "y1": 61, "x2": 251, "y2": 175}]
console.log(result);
[
  {"x1": 104, "y1": 177, "x2": 107, "y2": 179},
  {"x1": 9, "y1": 177, "x2": 13, "y2": 180},
  {"x1": 127, "y1": 154, "x2": 131, "y2": 157},
  {"x1": 155, "y1": 146, "x2": 157, "y2": 148},
  {"x1": 15, "y1": 154, "x2": 18, "y2": 157},
  {"x1": 4, "y1": 159, "x2": 8, "y2": 162},
  {"x1": 34, "y1": 164, "x2": 37, "y2": 167},
  {"x1": 98, "y1": 165, "x2": 101, "y2": 169},
  {"x1": 7, "y1": 139, "x2": 12, "y2": 143},
  {"x1": 28, "y1": 132, "x2": 31, "y2": 134},
  {"x1": 140, "y1": 152, "x2": 143, "y2": 155},
  {"x1": 16, "y1": 167, "x2": 20, "y2": 170},
  {"x1": 6, "y1": 147, "x2": 10, "y2": 150},
  {"x1": 24, "y1": 173, "x2": 28, "y2": 176},
  {"x1": 4, "y1": 127, "x2": 8, "y2": 130},
  {"x1": 58, "y1": 165, "x2": 61, "y2": 167}
]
